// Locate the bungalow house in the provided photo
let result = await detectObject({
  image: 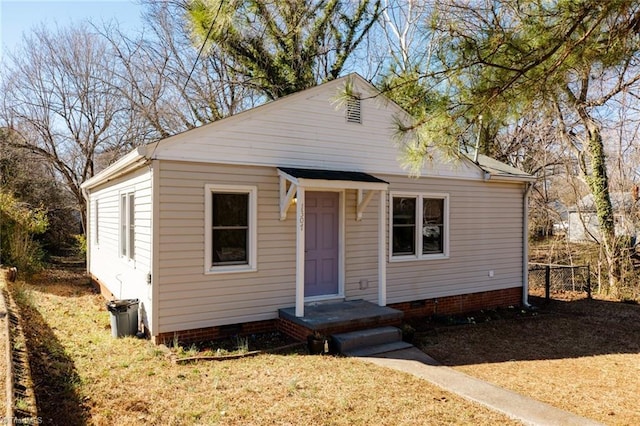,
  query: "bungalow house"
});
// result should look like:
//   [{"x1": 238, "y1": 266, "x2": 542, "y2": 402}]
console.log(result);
[{"x1": 81, "y1": 74, "x2": 535, "y2": 344}]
